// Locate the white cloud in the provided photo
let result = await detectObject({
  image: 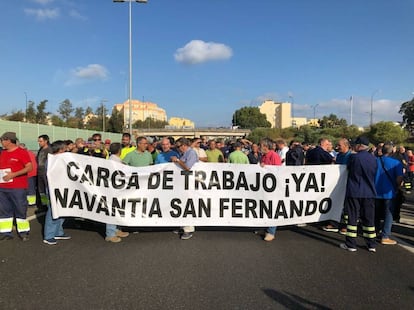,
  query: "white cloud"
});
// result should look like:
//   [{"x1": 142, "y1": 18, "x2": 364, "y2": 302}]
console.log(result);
[
  {"x1": 249, "y1": 95, "x2": 401, "y2": 127},
  {"x1": 310, "y1": 97, "x2": 401, "y2": 127},
  {"x1": 69, "y1": 9, "x2": 87, "y2": 21},
  {"x1": 31, "y1": 0, "x2": 55, "y2": 5},
  {"x1": 174, "y1": 40, "x2": 233, "y2": 65},
  {"x1": 24, "y1": 8, "x2": 60, "y2": 20},
  {"x1": 65, "y1": 64, "x2": 109, "y2": 86},
  {"x1": 254, "y1": 94, "x2": 280, "y2": 105},
  {"x1": 73, "y1": 64, "x2": 108, "y2": 79}
]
